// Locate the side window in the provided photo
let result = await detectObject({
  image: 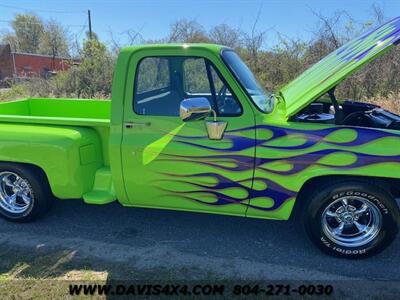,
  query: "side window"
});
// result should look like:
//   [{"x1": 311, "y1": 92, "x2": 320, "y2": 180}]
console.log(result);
[
  {"x1": 183, "y1": 58, "x2": 211, "y2": 94},
  {"x1": 134, "y1": 57, "x2": 180, "y2": 116},
  {"x1": 209, "y1": 64, "x2": 242, "y2": 116},
  {"x1": 136, "y1": 58, "x2": 169, "y2": 93},
  {"x1": 182, "y1": 58, "x2": 242, "y2": 116},
  {"x1": 134, "y1": 56, "x2": 241, "y2": 117}
]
